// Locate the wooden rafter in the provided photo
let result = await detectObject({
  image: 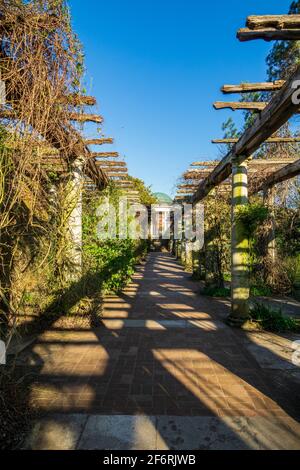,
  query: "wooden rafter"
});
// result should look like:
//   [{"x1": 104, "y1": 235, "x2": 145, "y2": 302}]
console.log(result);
[
  {"x1": 192, "y1": 64, "x2": 300, "y2": 203},
  {"x1": 246, "y1": 15, "x2": 300, "y2": 30},
  {"x1": 94, "y1": 160, "x2": 126, "y2": 166},
  {"x1": 68, "y1": 113, "x2": 103, "y2": 123},
  {"x1": 221, "y1": 81, "x2": 285, "y2": 94},
  {"x1": 0, "y1": 109, "x2": 104, "y2": 124},
  {"x1": 85, "y1": 138, "x2": 114, "y2": 146},
  {"x1": 250, "y1": 158, "x2": 300, "y2": 194},
  {"x1": 59, "y1": 95, "x2": 97, "y2": 106},
  {"x1": 212, "y1": 137, "x2": 300, "y2": 144},
  {"x1": 237, "y1": 28, "x2": 300, "y2": 42},
  {"x1": 213, "y1": 102, "x2": 267, "y2": 111},
  {"x1": 91, "y1": 152, "x2": 119, "y2": 158}
]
